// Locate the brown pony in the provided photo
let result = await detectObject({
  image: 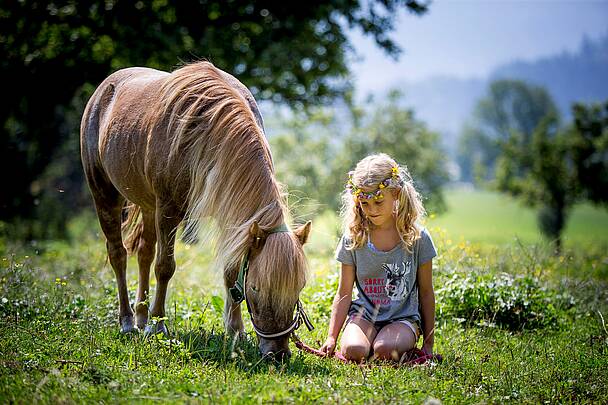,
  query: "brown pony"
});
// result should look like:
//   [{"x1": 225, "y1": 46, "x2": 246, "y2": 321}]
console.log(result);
[{"x1": 80, "y1": 61, "x2": 311, "y2": 358}]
